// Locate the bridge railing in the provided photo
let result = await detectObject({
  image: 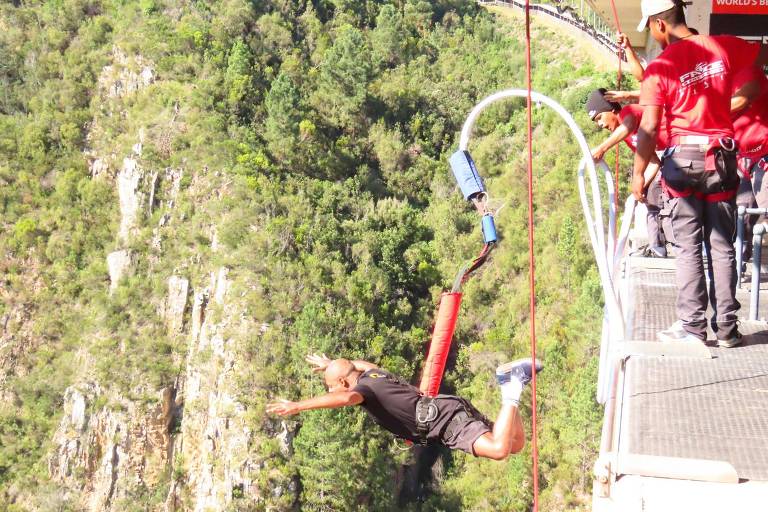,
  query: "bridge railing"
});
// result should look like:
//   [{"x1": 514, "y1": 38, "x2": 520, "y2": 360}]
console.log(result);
[
  {"x1": 577, "y1": 157, "x2": 634, "y2": 404},
  {"x1": 736, "y1": 206, "x2": 768, "y2": 320},
  {"x1": 478, "y1": 0, "x2": 623, "y2": 58}
]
